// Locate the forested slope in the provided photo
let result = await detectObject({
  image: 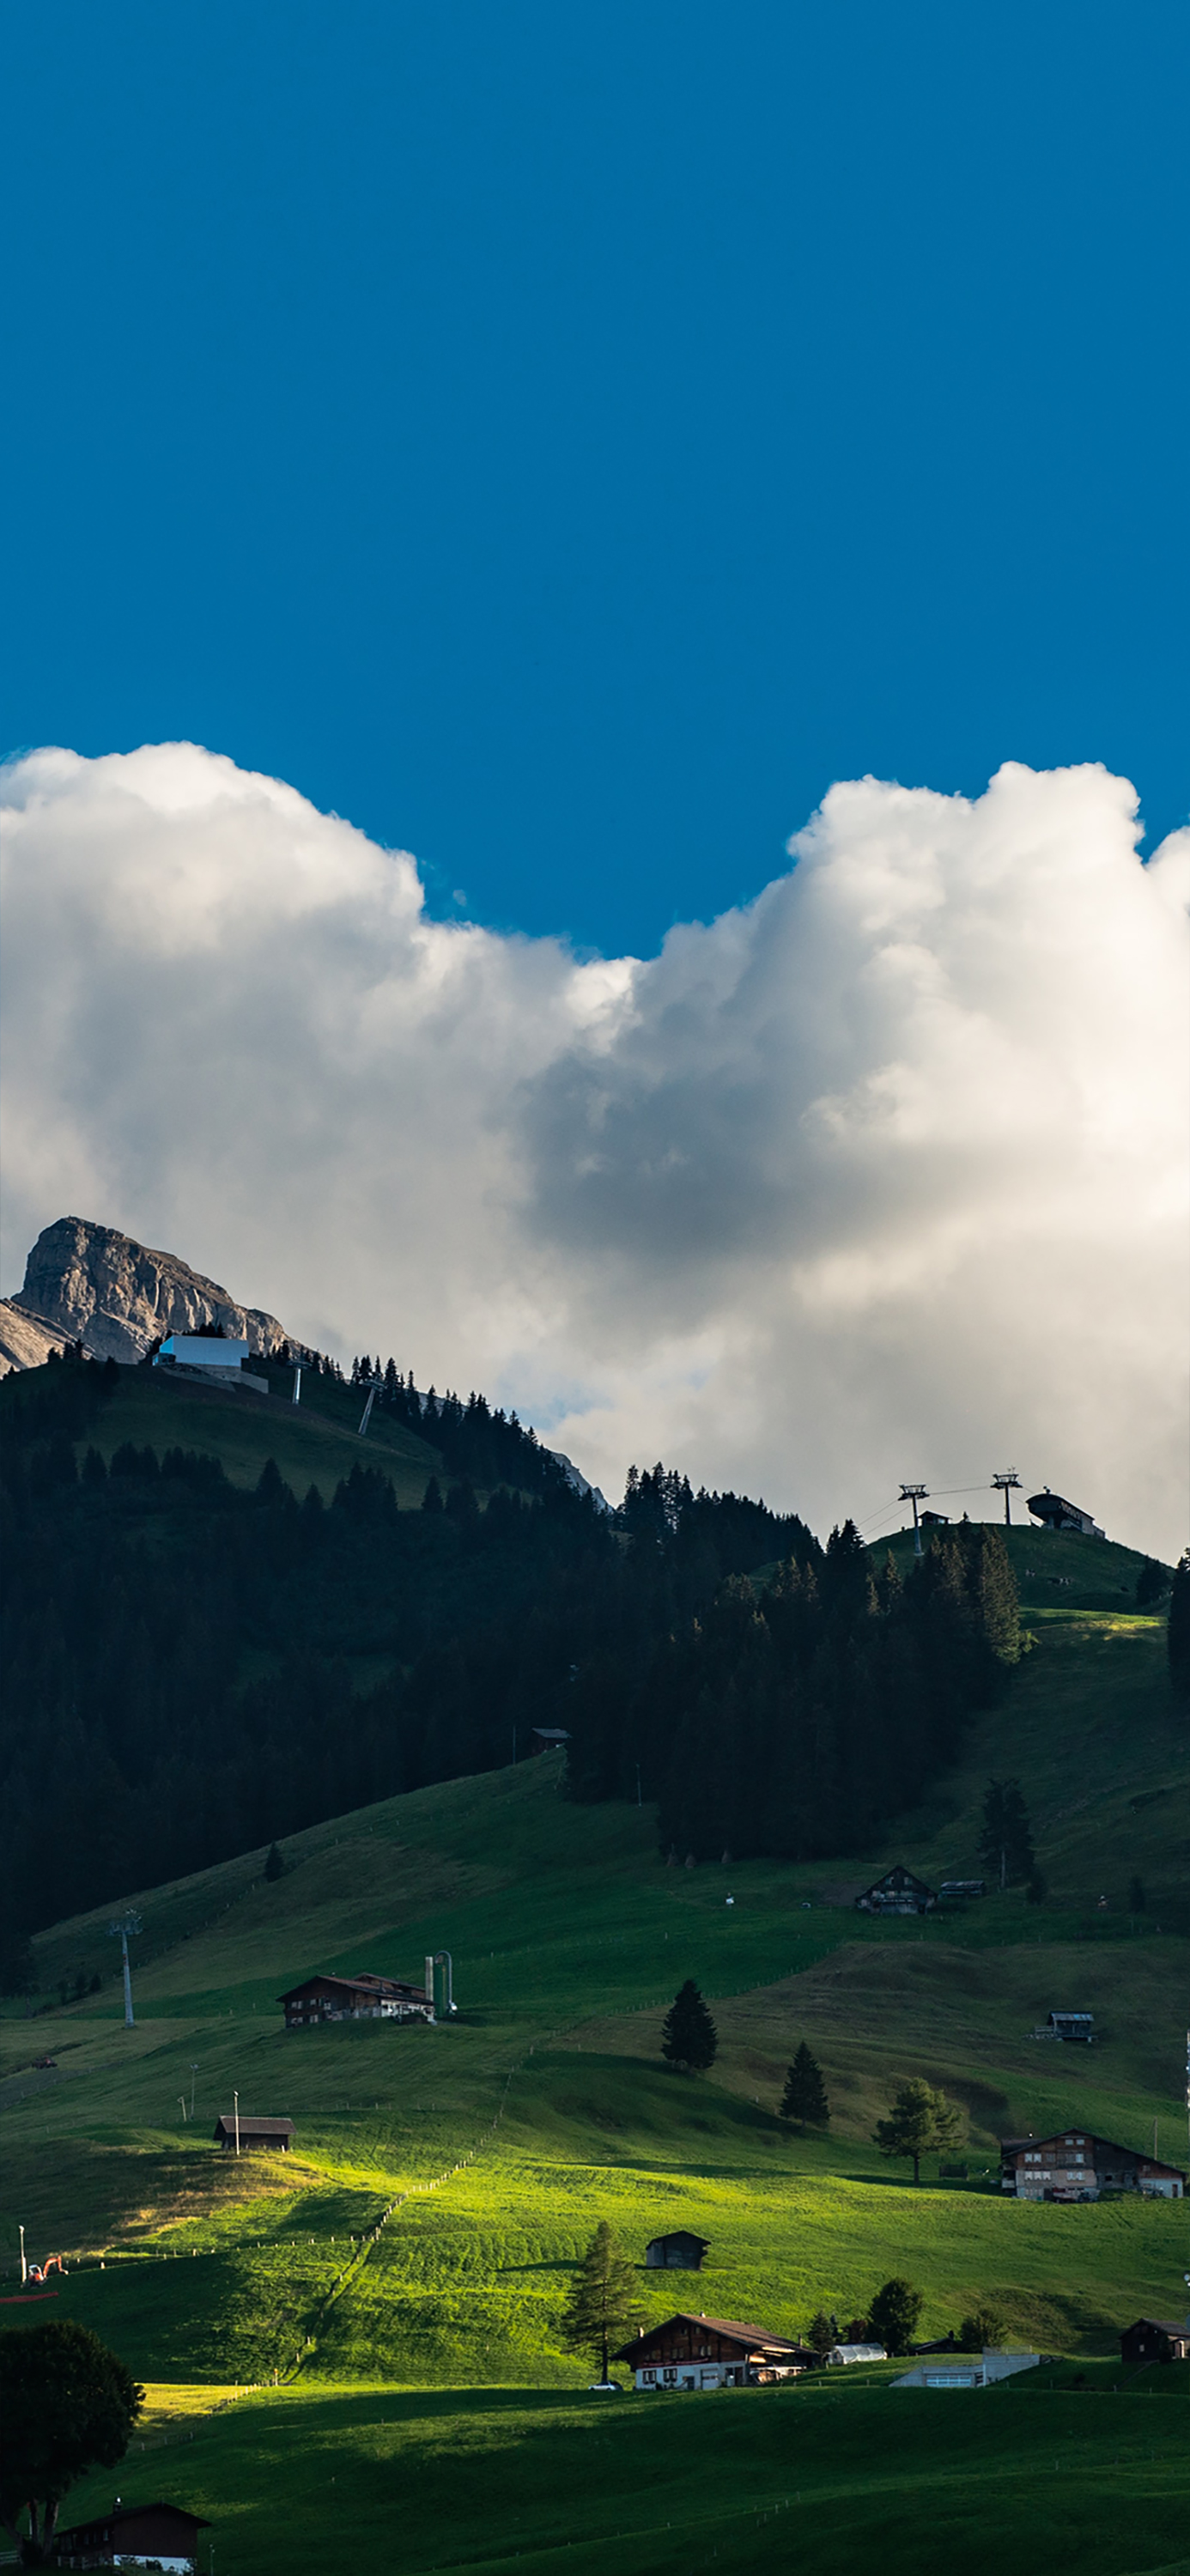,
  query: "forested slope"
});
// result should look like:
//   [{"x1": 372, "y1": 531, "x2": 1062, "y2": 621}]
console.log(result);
[{"x1": 1, "y1": 1352, "x2": 1168, "y2": 1953}]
